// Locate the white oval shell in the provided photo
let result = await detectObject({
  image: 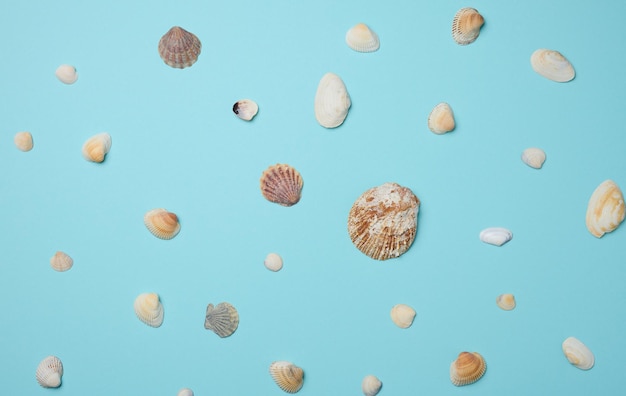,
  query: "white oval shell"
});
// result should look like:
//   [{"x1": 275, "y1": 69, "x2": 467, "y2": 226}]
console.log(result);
[
  {"x1": 50, "y1": 251, "x2": 73, "y2": 272},
  {"x1": 177, "y1": 388, "x2": 194, "y2": 396},
  {"x1": 585, "y1": 179, "x2": 625, "y2": 238},
  {"x1": 521, "y1": 147, "x2": 546, "y2": 169},
  {"x1": 428, "y1": 102, "x2": 455, "y2": 134},
  {"x1": 55, "y1": 64, "x2": 78, "y2": 84},
  {"x1": 562, "y1": 336, "x2": 594, "y2": 370},
  {"x1": 233, "y1": 99, "x2": 258, "y2": 121},
  {"x1": 479, "y1": 227, "x2": 513, "y2": 246},
  {"x1": 36, "y1": 355, "x2": 63, "y2": 388},
  {"x1": 264, "y1": 252, "x2": 283, "y2": 272},
  {"x1": 362, "y1": 374, "x2": 382, "y2": 396},
  {"x1": 269, "y1": 360, "x2": 304, "y2": 393},
  {"x1": 345, "y1": 23, "x2": 380, "y2": 53},
  {"x1": 314, "y1": 72, "x2": 351, "y2": 128},
  {"x1": 14, "y1": 131, "x2": 34, "y2": 152},
  {"x1": 496, "y1": 294, "x2": 516, "y2": 311},
  {"x1": 134, "y1": 292, "x2": 164, "y2": 328},
  {"x1": 82, "y1": 132, "x2": 112, "y2": 163},
  {"x1": 530, "y1": 49, "x2": 575, "y2": 83},
  {"x1": 390, "y1": 304, "x2": 416, "y2": 329}
]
